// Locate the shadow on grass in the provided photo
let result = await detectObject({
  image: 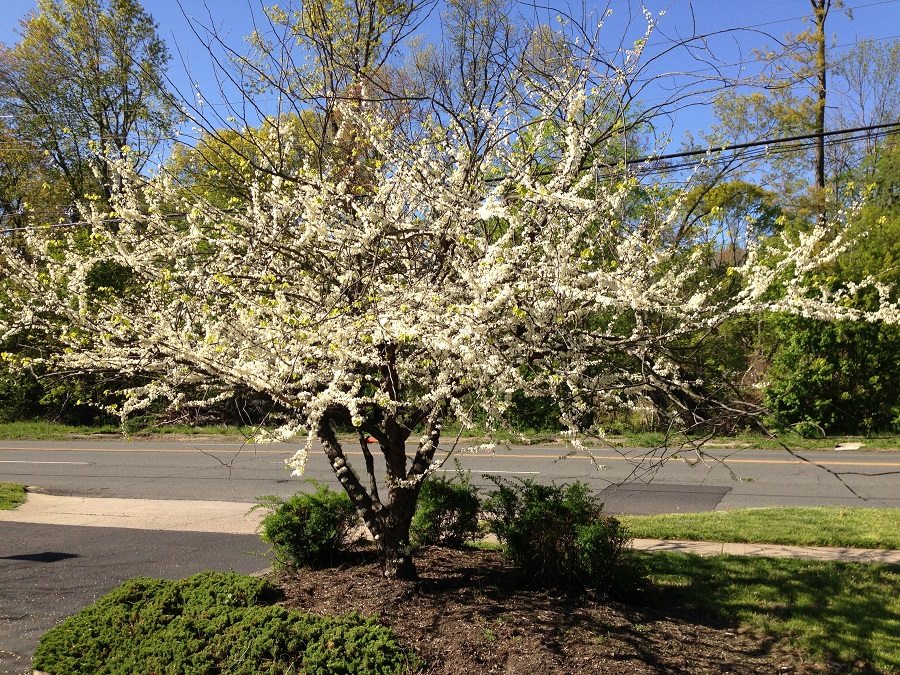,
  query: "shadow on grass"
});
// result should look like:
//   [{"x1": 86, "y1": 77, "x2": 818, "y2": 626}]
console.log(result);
[{"x1": 638, "y1": 551, "x2": 900, "y2": 673}]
